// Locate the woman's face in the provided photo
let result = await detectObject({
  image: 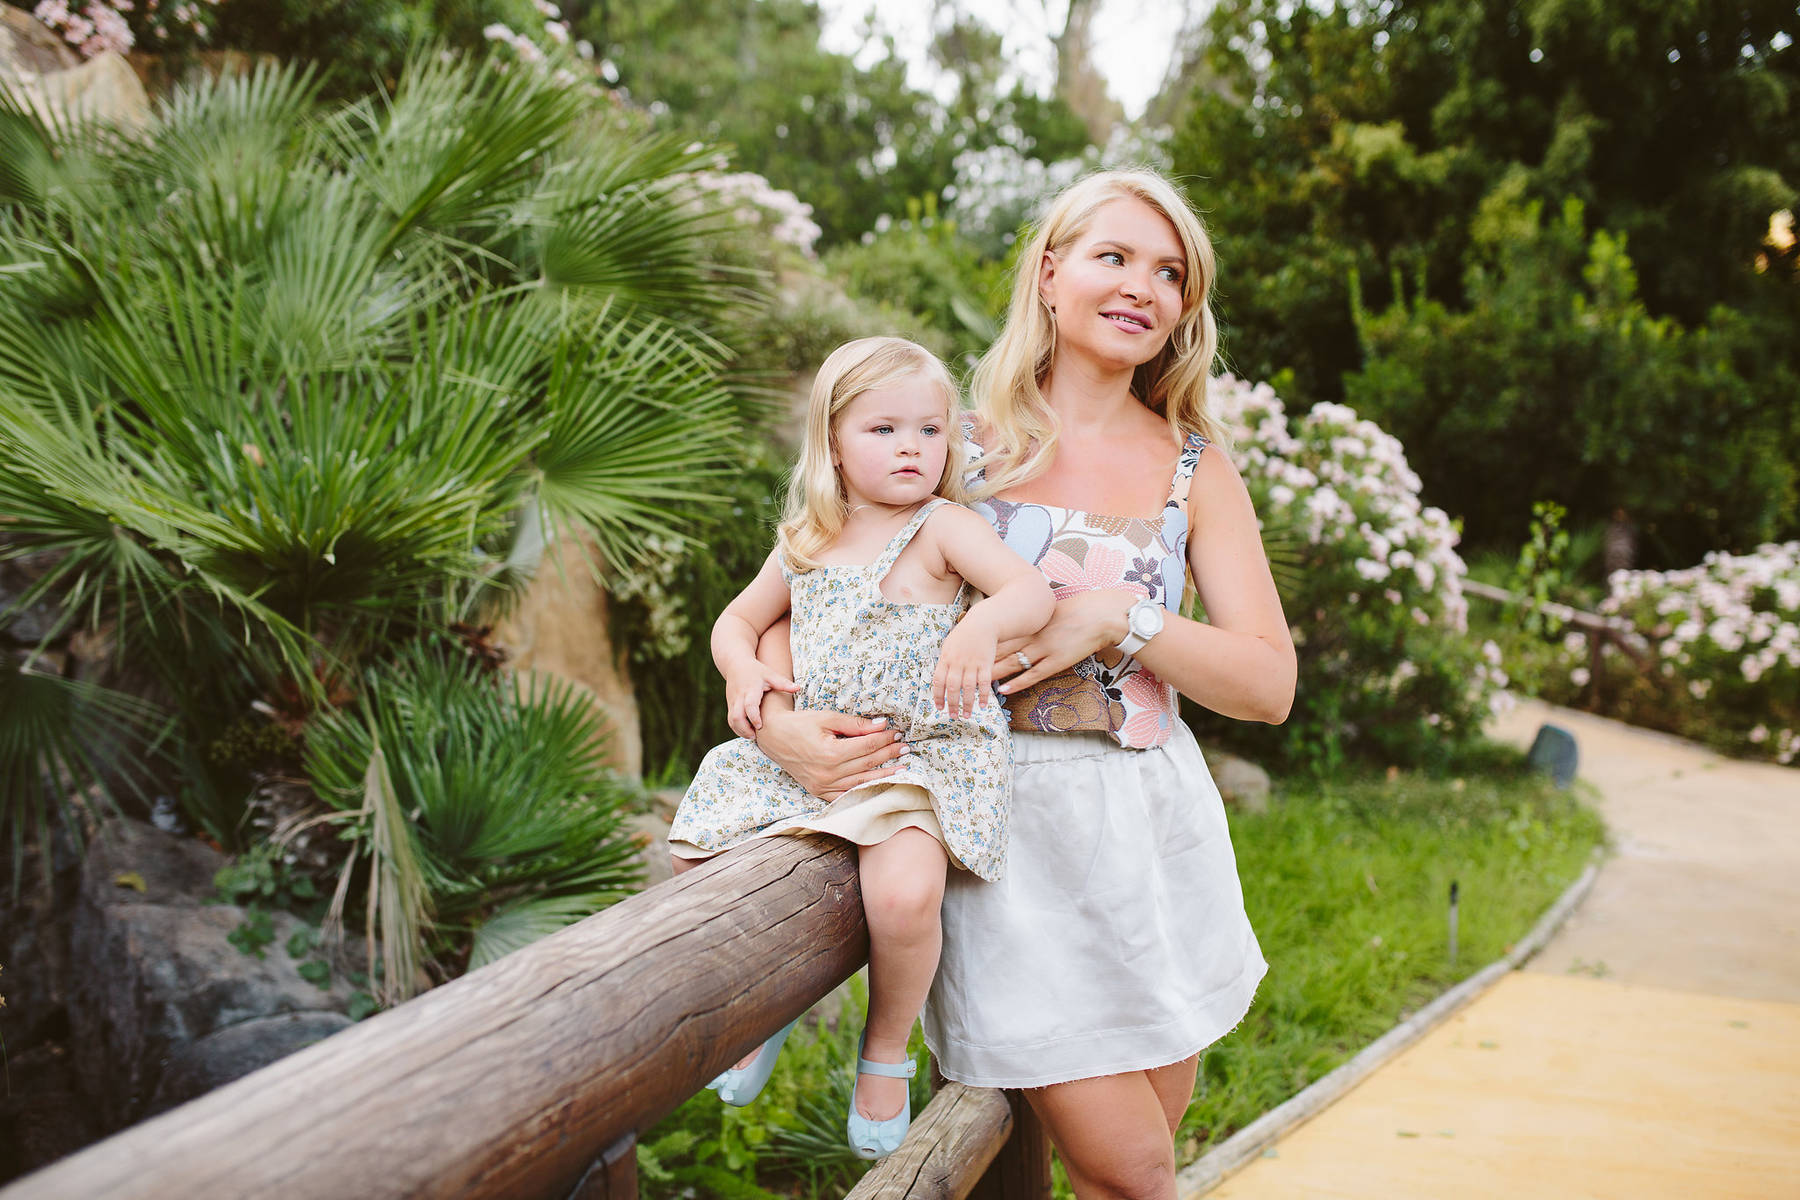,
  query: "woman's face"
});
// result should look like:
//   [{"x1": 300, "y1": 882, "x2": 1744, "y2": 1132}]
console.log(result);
[{"x1": 1038, "y1": 195, "x2": 1188, "y2": 372}]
